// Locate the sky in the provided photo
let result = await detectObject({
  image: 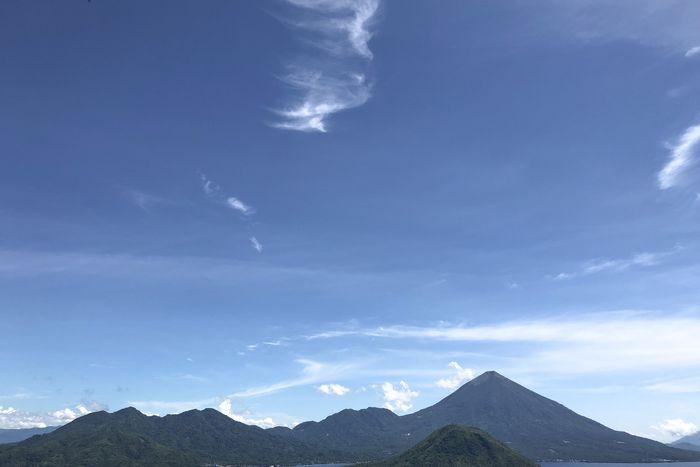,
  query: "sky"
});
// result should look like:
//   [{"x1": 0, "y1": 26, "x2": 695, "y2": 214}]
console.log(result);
[{"x1": 2, "y1": 0, "x2": 700, "y2": 443}]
